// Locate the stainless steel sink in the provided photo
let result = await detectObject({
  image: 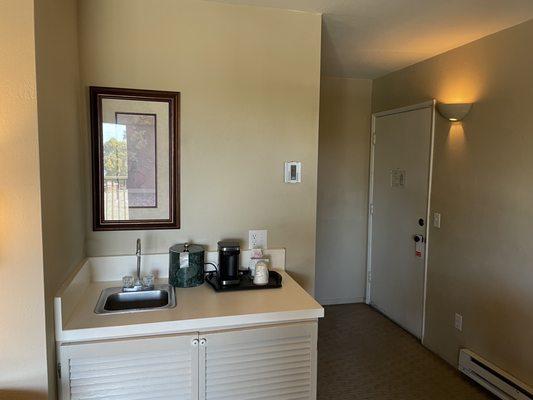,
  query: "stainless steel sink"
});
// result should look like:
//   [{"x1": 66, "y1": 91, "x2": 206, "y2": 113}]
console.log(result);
[{"x1": 94, "y1": 284, "x2": 176, "y2": 314}]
